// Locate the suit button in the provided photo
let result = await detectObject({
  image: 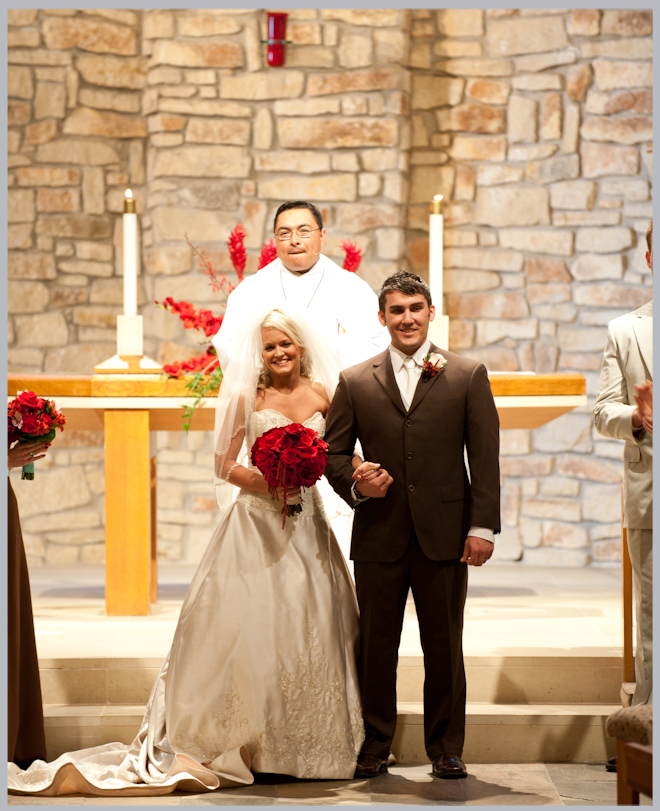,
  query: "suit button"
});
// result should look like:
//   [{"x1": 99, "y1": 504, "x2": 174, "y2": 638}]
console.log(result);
[
  {"x1": 408, "y1": 484, "x2": 415, "y2": 492},
  {"x1": 407, "y1": 452, "x2": 413, "y2": 460},
  {"x1": 405, "y1": 419, "x2": 412, "y2": 427}
]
